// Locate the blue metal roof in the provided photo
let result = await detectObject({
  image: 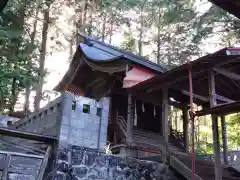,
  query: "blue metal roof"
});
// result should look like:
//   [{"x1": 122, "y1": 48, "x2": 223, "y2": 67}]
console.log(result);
[
  {"x1": 78, "y1": 33, "x2": 167, "y2": 73},
  {"x1": 80, "y1": 43, "x2": 121, "y2": 61}
]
